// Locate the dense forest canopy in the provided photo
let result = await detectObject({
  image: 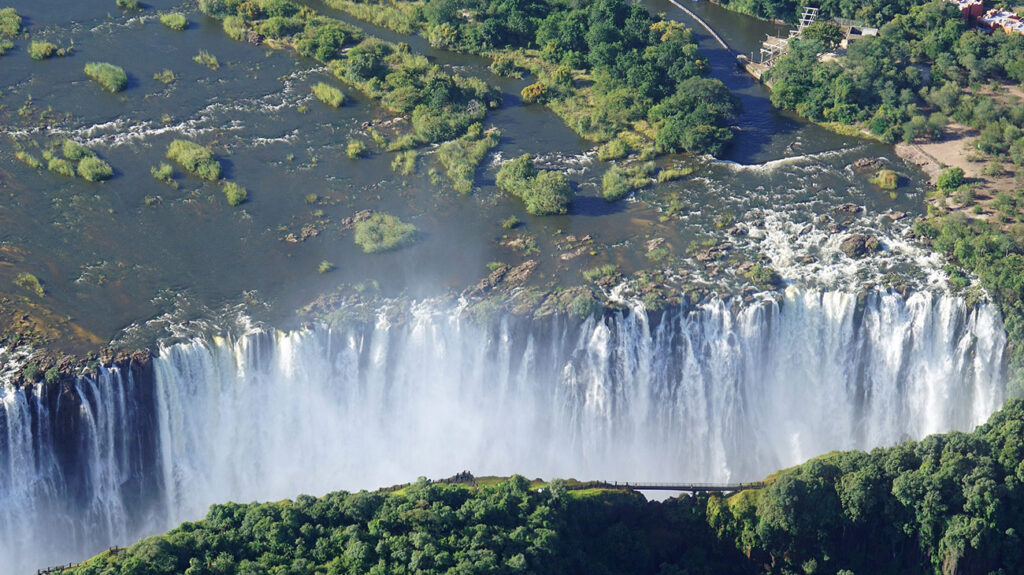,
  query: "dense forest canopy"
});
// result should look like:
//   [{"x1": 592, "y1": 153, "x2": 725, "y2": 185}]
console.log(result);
[{"x1": 66, "y1": 399, "x2": 1024, "y2": 575}]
